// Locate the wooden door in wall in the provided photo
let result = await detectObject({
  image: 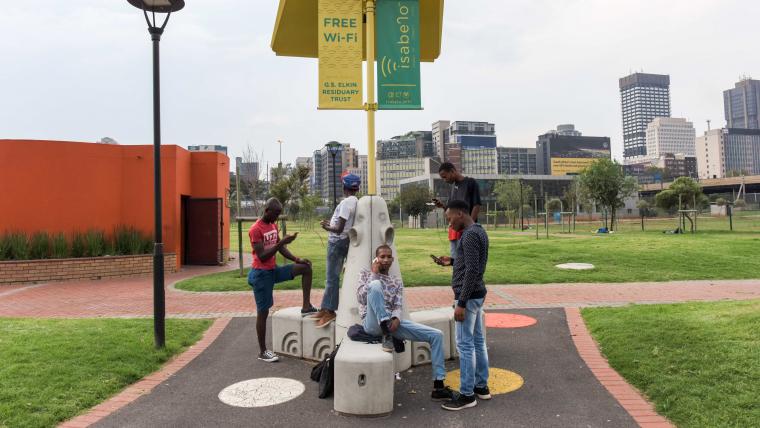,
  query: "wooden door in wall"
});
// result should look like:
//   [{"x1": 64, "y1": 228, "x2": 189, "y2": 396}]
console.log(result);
[{"x1": 185, "y1": 198, "x2": 223, "y2": 265}]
